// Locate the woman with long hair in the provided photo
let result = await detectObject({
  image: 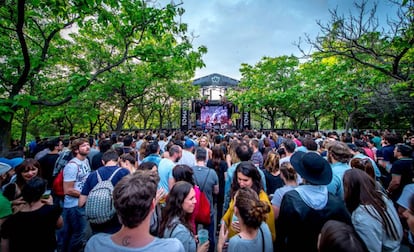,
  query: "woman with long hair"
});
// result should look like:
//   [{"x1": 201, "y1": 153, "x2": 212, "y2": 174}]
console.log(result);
[
  {"x1": 3, "y1": 158, "x2": 41, "y2": 211},
  {"x1": 343, "y1": 169, "x2": 403, "y2": 251},
  {"x1": 172, "y1": 164, "x2": 199, "y2": 232},
  {"x1": 349, "y1": 157, "x2": 386, "y2": 193},
  {"x1": 159, "y1": 181, "x2": 209, "y2": 252},
  {"x1": 207, "y1": 146, "x2": 228, "y2": 228},
  {"x1": 262, "y1": 151, "x2": 284, "y2": 196},
  {"x1": 221, "y1": 161, "x2": 275, "y2": 242},
  {"x1": 198, "y1": 136, "x2": 212, "y2": 161},
  {"x1": 137, "y1": 140, "x2": 149, "y2": 166},
  {"x1": 225, "y1": 141, "x2": 240, "y2": 169},
  {"x1": 218, "y1": 187, "x2": 273, "y2": 252}
]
